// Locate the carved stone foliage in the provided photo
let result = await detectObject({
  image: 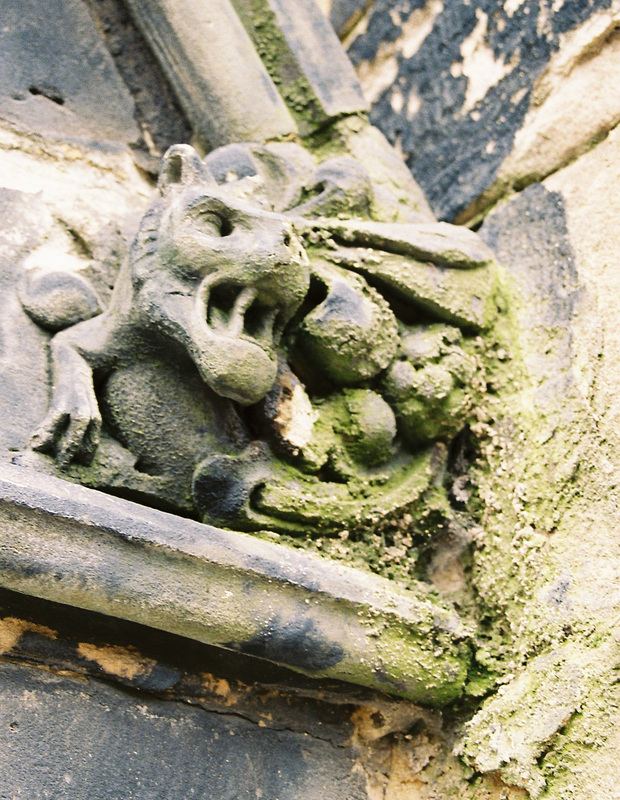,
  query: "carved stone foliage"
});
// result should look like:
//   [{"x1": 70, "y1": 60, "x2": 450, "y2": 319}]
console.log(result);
[{"x1": 18, "y1": 141, "x2": 497, "y2": 546}]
